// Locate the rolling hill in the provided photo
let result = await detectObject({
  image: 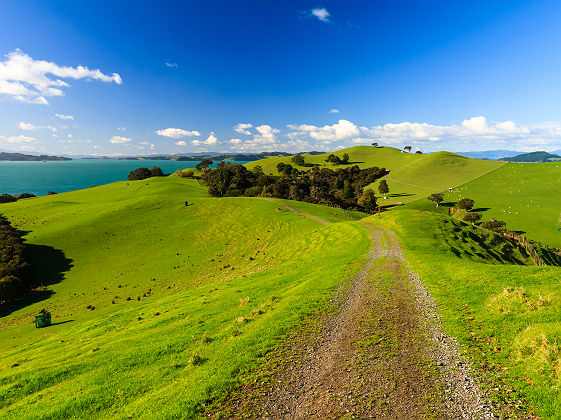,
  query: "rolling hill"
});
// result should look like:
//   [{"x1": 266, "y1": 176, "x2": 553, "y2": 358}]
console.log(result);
[
  {"x1": 0, "y1": 176, "x2": 371, "y2": 418},
  {"x1": 499, "y1": 151, "x2": 561, "y2": 162},
  {"x1": 246, "y1": 146, "x2": 504, "y2": 205}
]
